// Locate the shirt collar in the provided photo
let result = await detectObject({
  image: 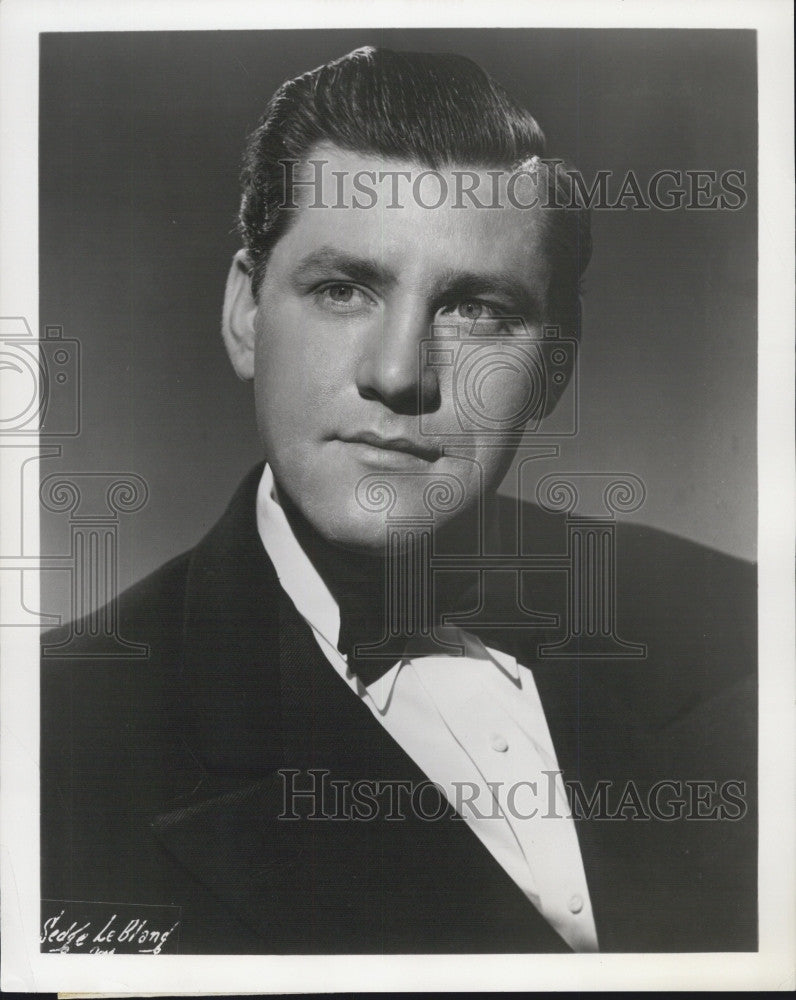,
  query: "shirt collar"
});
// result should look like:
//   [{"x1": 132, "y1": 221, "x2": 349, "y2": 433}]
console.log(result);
[
  {"x1": 255, "y1": 463, "x2": 520, "y2": 711},
  {"x1": 256, "y1": 463, "x2": 340, "y2": 649},
  {"x1": 364, "y1": 632, "x2": 521, "y2": 713}
]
